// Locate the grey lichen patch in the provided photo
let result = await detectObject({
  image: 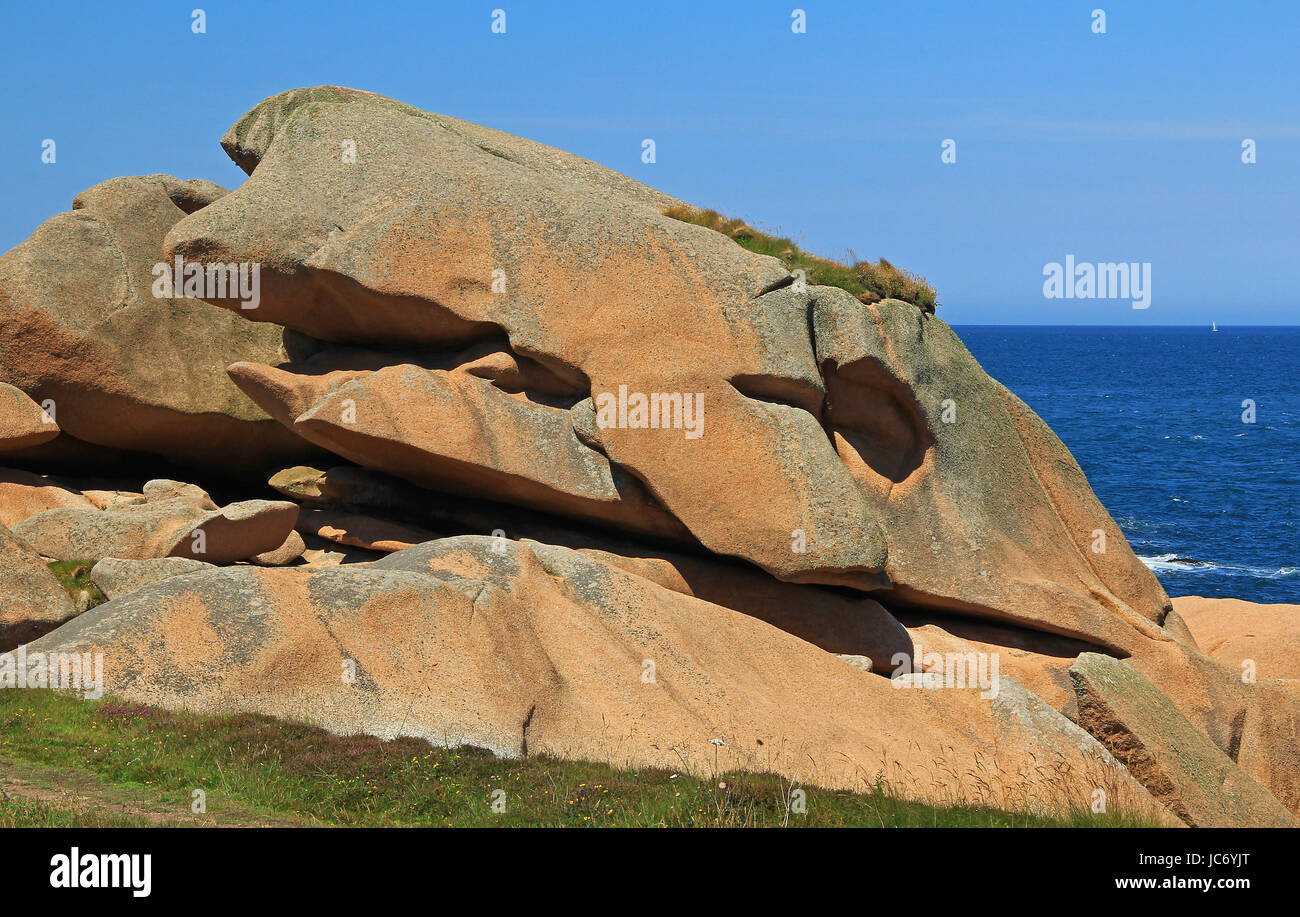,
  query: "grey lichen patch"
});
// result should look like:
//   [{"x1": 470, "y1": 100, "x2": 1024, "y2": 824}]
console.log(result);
[
  {"x1": 374, "y1": 536, "x2": 522, "y2": 589},
  {"x1": 1069, "y1": 652, "x2": 1295, "y2": 827}
]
